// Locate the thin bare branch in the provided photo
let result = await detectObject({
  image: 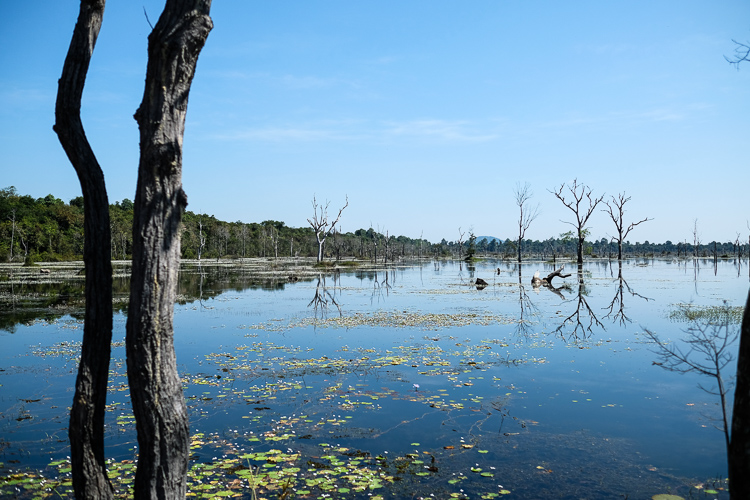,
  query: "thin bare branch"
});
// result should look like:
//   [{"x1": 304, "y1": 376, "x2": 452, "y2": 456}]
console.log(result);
[
  {"x1": 549, "y1": 179, "x2": 603, "y2": 264},
  {"x1": 726, "y1": 39, "x2": 750, "y2": 69}
]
